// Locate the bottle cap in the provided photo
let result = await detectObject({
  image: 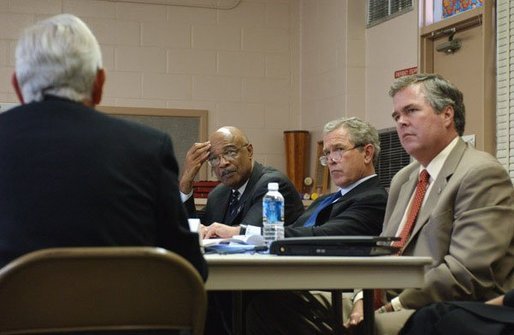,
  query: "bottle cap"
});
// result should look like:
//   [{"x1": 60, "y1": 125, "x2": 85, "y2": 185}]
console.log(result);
[{"x1": 268, "y1": 182, "x2": 279, "y2": 191}]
